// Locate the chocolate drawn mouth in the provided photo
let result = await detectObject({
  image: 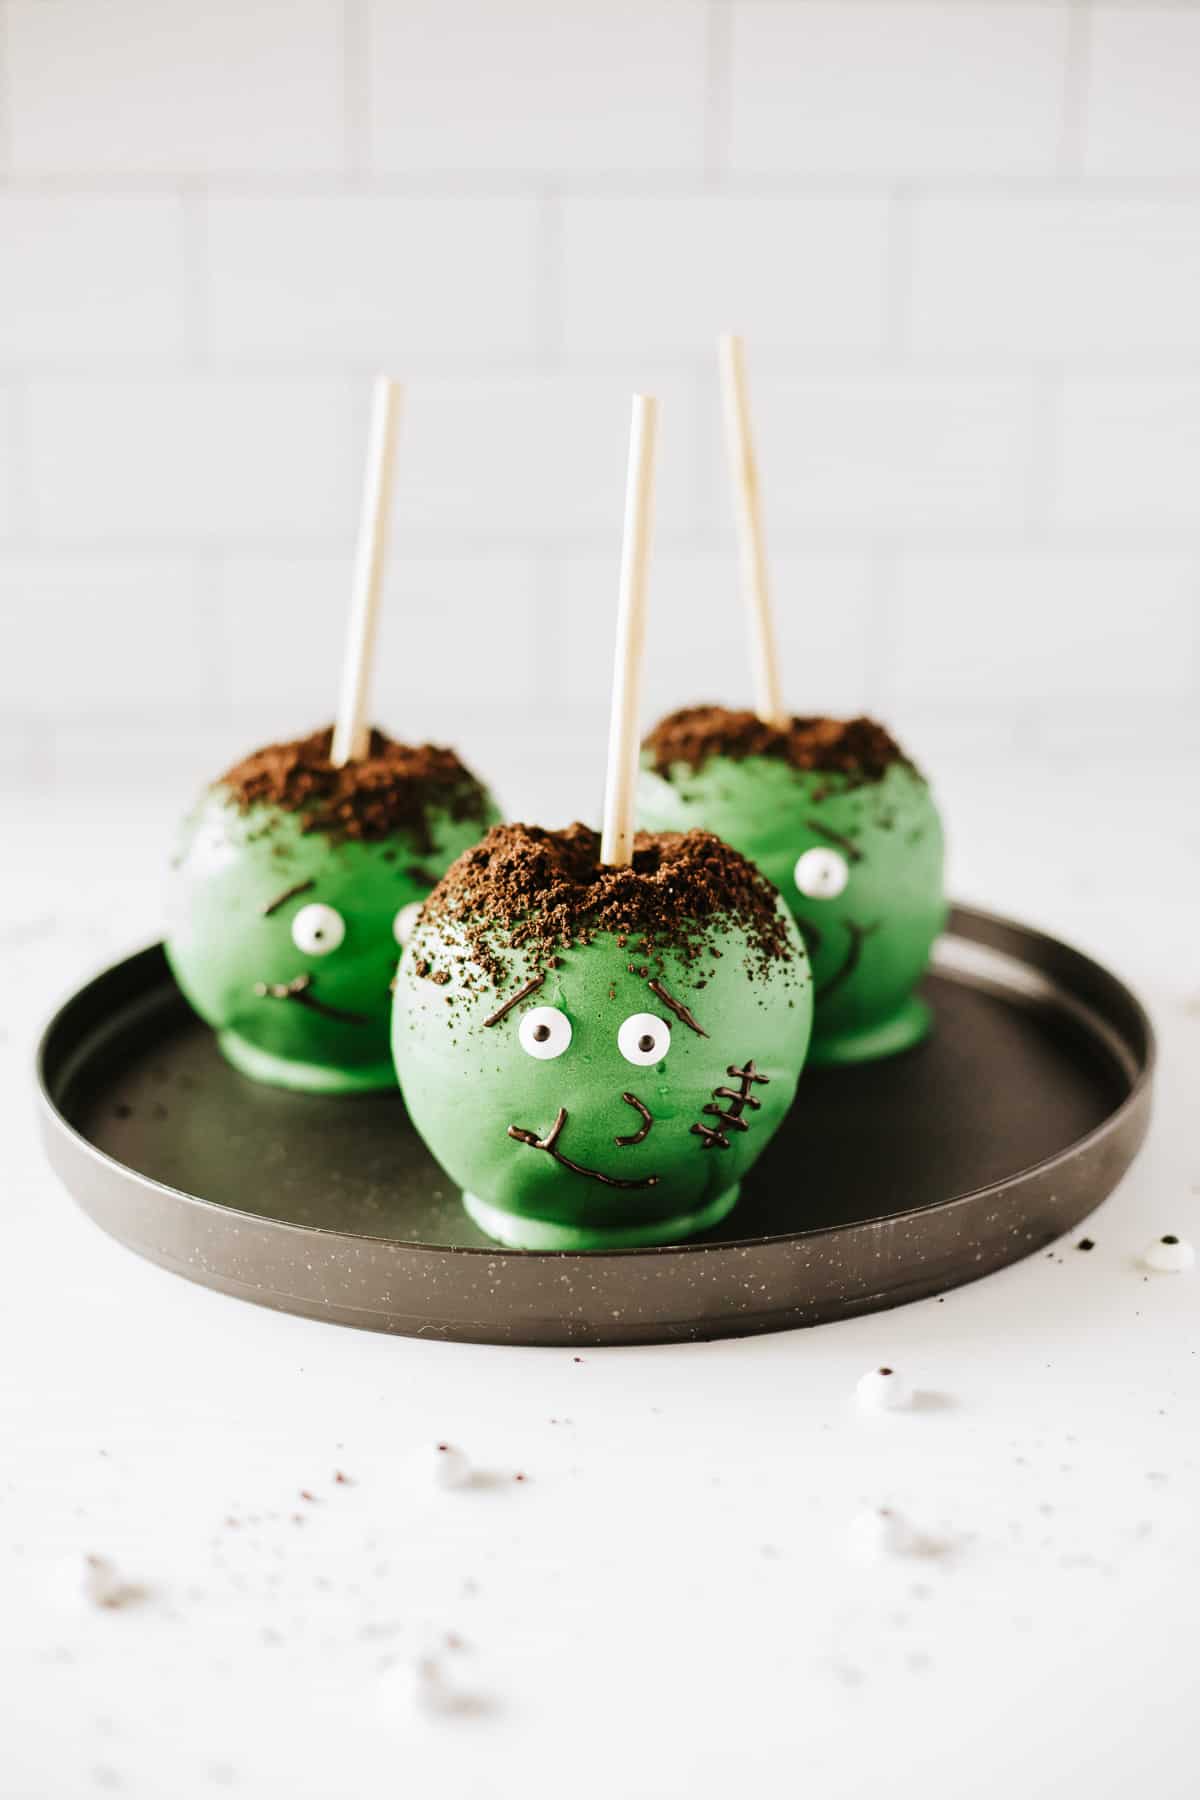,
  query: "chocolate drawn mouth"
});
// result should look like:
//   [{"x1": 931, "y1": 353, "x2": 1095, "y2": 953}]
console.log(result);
[
  {"x1": 614, "y1": 1091, "x2": 653, "y2": 1147},
  {"x1": 508, "y1": 1106, "x2": 659, "y2": 1189},
  {"x1": 795, "y1": 916, "x2": 880, "y2": 1002},
  {"x1": 253, "y1": 972, "x2": 369, "y2": 1025}
]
